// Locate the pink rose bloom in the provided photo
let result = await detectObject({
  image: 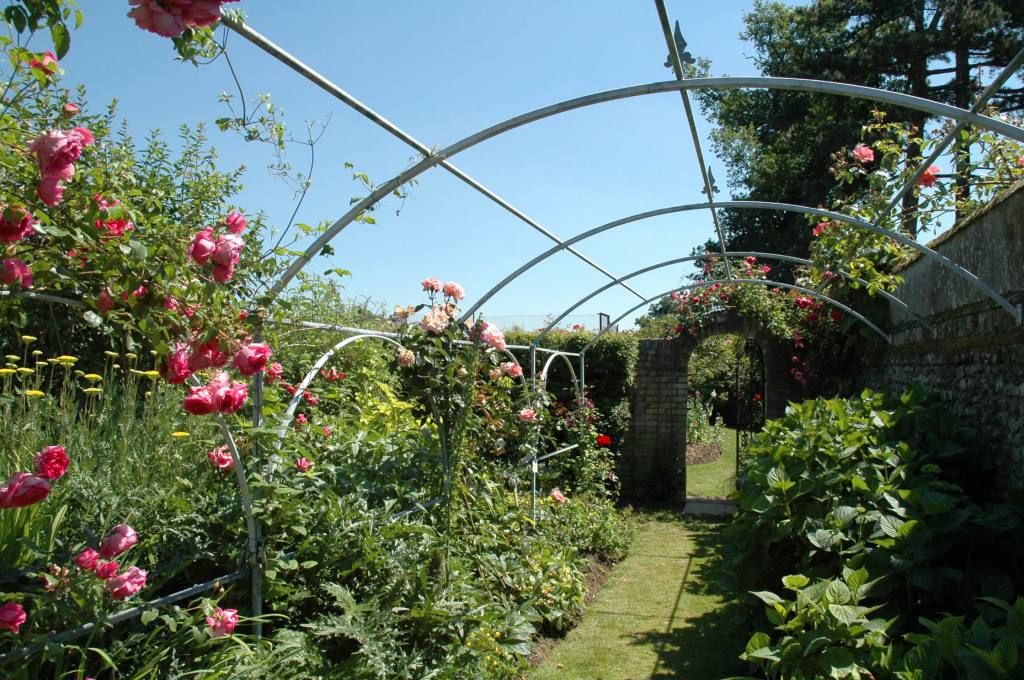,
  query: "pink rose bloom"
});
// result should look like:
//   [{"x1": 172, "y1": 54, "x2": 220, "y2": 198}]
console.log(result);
[
  {"x1": 0, "y1": 472, "x2": 50, "y2": 508},
  {"x1": 479, "y1": 322, "x2": 506, "y2": 351},
  {"x1": 518, "y1": 408, "x2": 536, "y2": 422},
  {"x1": 95, "y1": 561, "x2": 118, "y2": 580},
  {"x1": 265, "y1": 362, "x2": 283, "y2": 383},
  {"x1": 419, "y1": 306, "x2": 449, "y2": 335},
  {"x1": 550, "y1": 488, "x2": 567, "y2": 504},
  {"x1": 831, "y1": 309, "x2": 843, "y2": 322},
  {"x1": 744, "y1": 256, "x2": 756, "y2": 265},
  {"x1": 397, "y1": 348, "x2": 415, "y2": 367},
  {"x1": 295, "y1": 413, "x2": 308, "y2": 427},
  {"x1": 29, "y1": 50, "x2": 58, "y2": 75},
  {"x1": 918, "y1": 165, "x2": 940, "y2": 187},
  {"x1": 232, "y1": 342, "x2": 272, "y2": 376},
  {"x1": 188, "y1": 228, "x2": 216, "y2": 265},
  {"x1": 160, "y1": 344, "x2": 193, "y2": 384},
  {"x1": 322, "y1": 426, "x2": 332, "y2": 437},
  {"x1": 212, "y1": 263, "x2": 235, "y2": 283},
  {"x1": 421, "y1": 277, "x2": 442, "y2": 293},
  {"x1": 500, "y1": 361, "x2": 523, "y2": 378},
  {"x1": 62, "y1": 102, "x2": 80, "y2": 117},
  {"x1": 206, "y1": 607, "x2": 239, "y2": 637},
  {"x1": 183, "y1": 385, "x2": 216, "y2": 416},
  {"x1": 33, "y1": 445, "x2": 68, "y2": 480},
  {"x1": 1, "y1": 258, "x2": 32, "y2": 288},
  {"x1": 212, "y1": 233, "x2": 244, "y2": 267},
  {"x1": 36, "y1": 175, "x2": 64, "y2": 206},
  {"x1": 225, "y1": 211, "x2": 247, "y2": 234},
  {"x1": 104, "y1": 566, "x2": 147, "y2": 600},
  {"x1": 188, "y1": 339, "x2": 227, "y2": 371},
  {"x1": 295, "y1": 457, "x2": 313, "y2": 472},
  {"x1": 303, "y1": 390, "x2": 319, "y2": 406},
  {"x1": 442, "y1": 281, "x2": 465, "y2": 300},
  {"x1": 30, "y1": 127, "x2": 94, "y2": 179},
  {"x1": 97, "y1": 287, "x2": 116, "y2": 313},
  {"x1": 211, "y1": 379, "x2": 248, "y2": 414},
  {"x1": 1018, "y1": 155, "x2": 1024, "y2": 167},
  {"x1": 74, "y1": 548, "x2": 99, "y2": 571},
  {"x1": 127, "y1": 0, "x2": 185, "y2": 37},
  {"x1": 761, "y1": 265, "x2": 772, "y2": 274},
  {"x1": 99, "y1": 524, "x2": 138, "y2": 559},
  {"x1": 0, "y1": 603, "x2": 26, "y2": 634},
  {"x1": 207, "y1": 445, "x2": 234, "y2": 471},
  {"x1": 0, "y1": 207, "x2": 37, "y2": 243},
  {"x1": 852, "y1": 144, "x2": 875, "y2": 163}
]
